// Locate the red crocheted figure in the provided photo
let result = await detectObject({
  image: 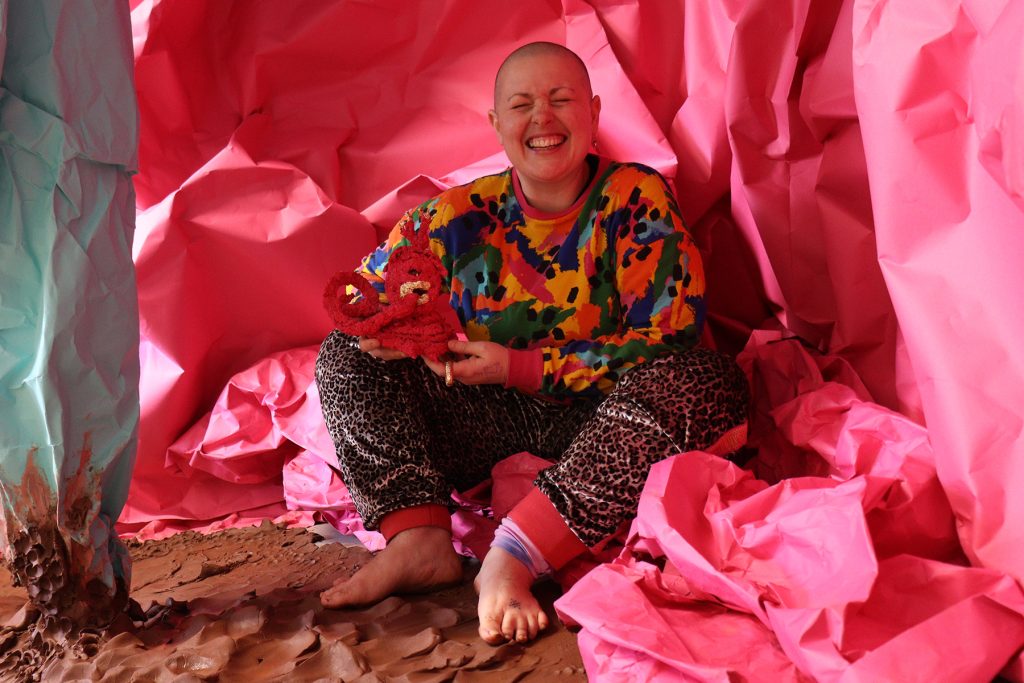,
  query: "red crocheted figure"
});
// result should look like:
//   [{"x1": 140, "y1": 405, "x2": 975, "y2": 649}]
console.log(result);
[{"x1": 323, "y1": 214, "x2": 461, "y2": 362}]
